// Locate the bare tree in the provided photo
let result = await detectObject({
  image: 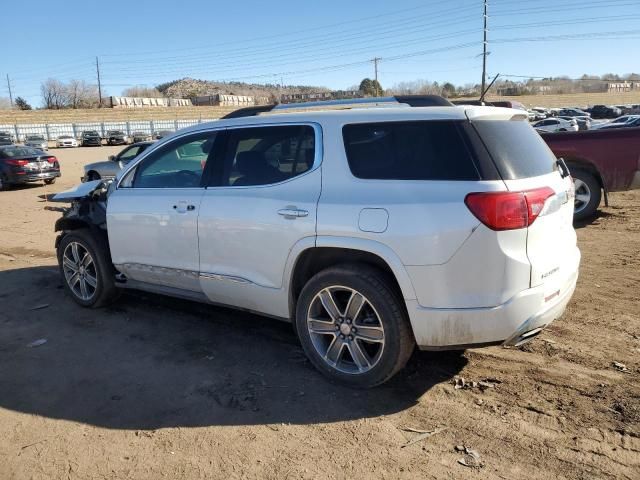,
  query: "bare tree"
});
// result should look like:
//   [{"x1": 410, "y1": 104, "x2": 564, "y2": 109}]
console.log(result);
[
  {"x1": 41, "y1": 78, "x2": 67, "y2": 109},
  {"x1": 68, "y1": 80, "x2": 99, "y2": 108}
]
